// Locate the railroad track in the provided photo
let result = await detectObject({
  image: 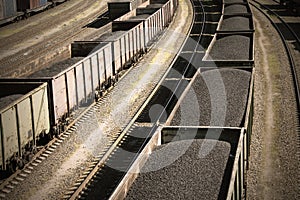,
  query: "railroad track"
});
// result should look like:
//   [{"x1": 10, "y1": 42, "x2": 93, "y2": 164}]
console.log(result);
[
  {"x1": 0, "y1": 1, "x2": 110, "y2": 77},
  {"x1": 62, "y1": 0, "x2": 223, "y2": 199},
  {"x1": 249, "y1": 0, "x2": 300, "y2": 129}
]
